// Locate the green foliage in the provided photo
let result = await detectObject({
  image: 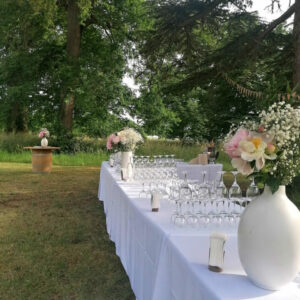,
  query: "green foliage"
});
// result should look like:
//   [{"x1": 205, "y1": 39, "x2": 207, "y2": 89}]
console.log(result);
[
  {"x1": 135, "y1": 0, "x2": 294, "y2": 139},
  {"x1": 0, "y1": 133, "x2": 107, "y2": 154},
  {"x1": 0, "y1": 134, "x2": 40, "y2": 153},
  {"x1": 0, "y1": 0, "x2": 146, "y2": 135},
  {"x1": 287, "y1": 176, "x2": 300, "y2": 208},
  {"x1": 52, "y1": 133, "x2": 107, "y2": 154}
]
